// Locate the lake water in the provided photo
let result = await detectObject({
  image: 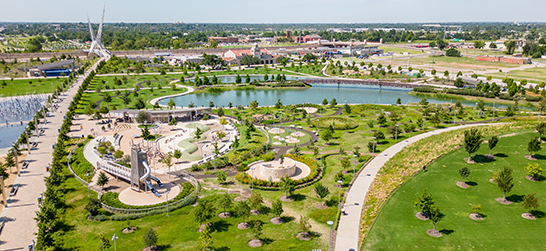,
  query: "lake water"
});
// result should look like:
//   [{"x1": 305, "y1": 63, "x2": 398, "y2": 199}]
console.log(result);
[{"x1": 159, "y1": 83, "x2": 514, "y2": 109}]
